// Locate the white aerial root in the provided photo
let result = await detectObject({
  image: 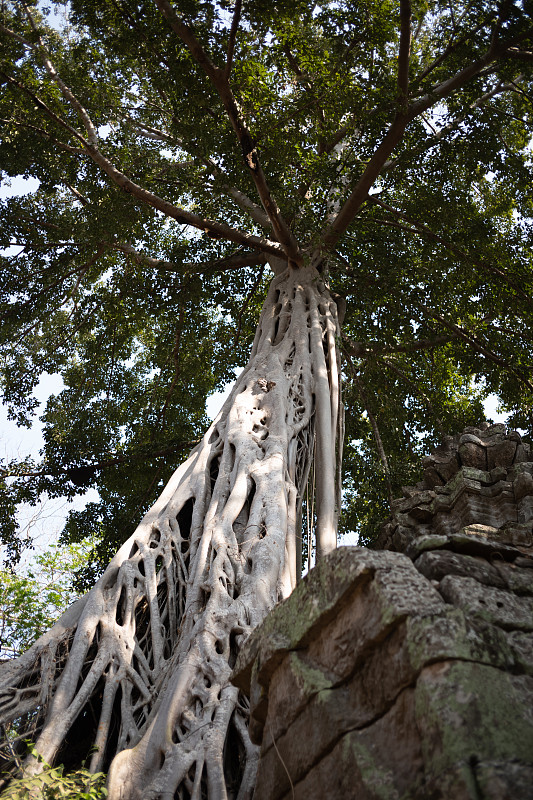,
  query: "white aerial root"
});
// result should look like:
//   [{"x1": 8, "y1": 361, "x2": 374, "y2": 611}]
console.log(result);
[{"x1": 0, "y1": 262, "x2": 343, "y2": 799}]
